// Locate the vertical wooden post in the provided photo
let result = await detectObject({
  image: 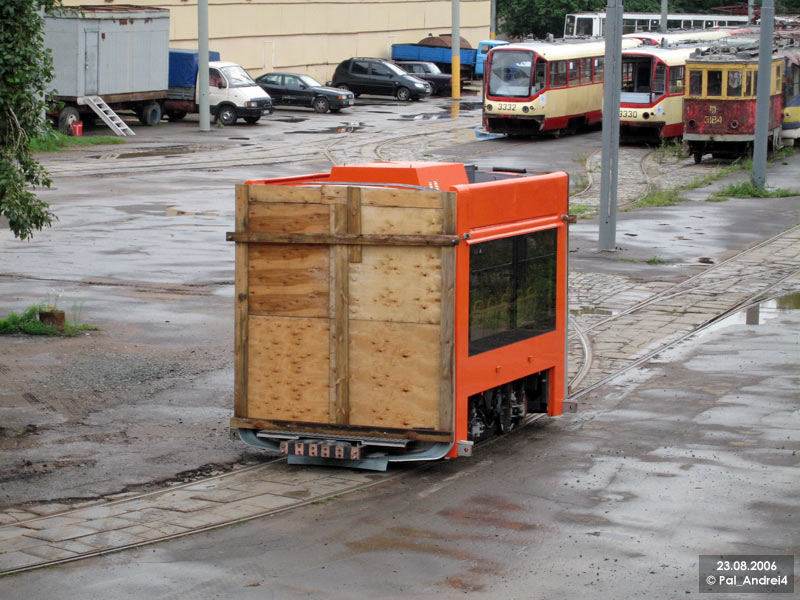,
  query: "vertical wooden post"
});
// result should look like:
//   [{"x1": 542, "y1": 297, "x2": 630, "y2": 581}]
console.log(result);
[
  {"x1": 234, "y1": 184, "x2": 250, "y2": 418},
  {"x1": 439, "y1": 191, "x2": 457, "y2": 431},
  {"x1": 330, "y1": 198, "x2": 350, "y2": 424},
  {"x1": 347, "y1": 187, "x2": 362, "y2": 263}
]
